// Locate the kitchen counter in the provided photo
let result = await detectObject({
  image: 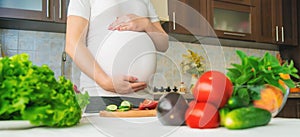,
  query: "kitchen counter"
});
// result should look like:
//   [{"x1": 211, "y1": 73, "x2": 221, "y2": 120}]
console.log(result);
[
  {"x1": 289, "y1": 92, "x2": 300, "y2": 98},
  {"x1": 1, "y1": 114, "x2": 300, "y2": 137}
]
